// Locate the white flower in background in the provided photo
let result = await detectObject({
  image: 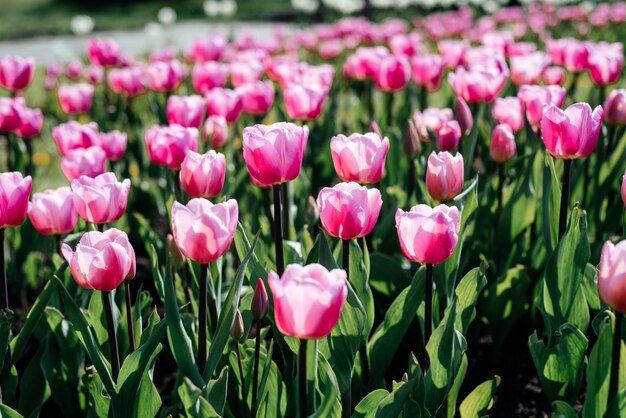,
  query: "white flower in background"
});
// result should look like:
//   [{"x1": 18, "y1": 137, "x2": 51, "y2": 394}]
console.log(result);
[
  {"x1": 158, "y1": 7, "x2": 177, "y2": 25},
  {"x1": 292, "y1": 0, "x2": 319, "y2": 13},
  {"x1": 204, "y1": 0, "x2": 220, "y2": 17},
  {"x1": 70, "y1": 15, "x2": 95, "y2": 36},
  {"x1": 144, "y1": 22, "x2": 164, "y2": 38},
  {"x1": 370, "y1": 0, "x2": 395, "y2": 8},
  {"x1": 221, "y1": 0, "x2": 238, "y2": 16},
  {"x1": 322, "y1": 0, "x2": 364, "y2": 14}
]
